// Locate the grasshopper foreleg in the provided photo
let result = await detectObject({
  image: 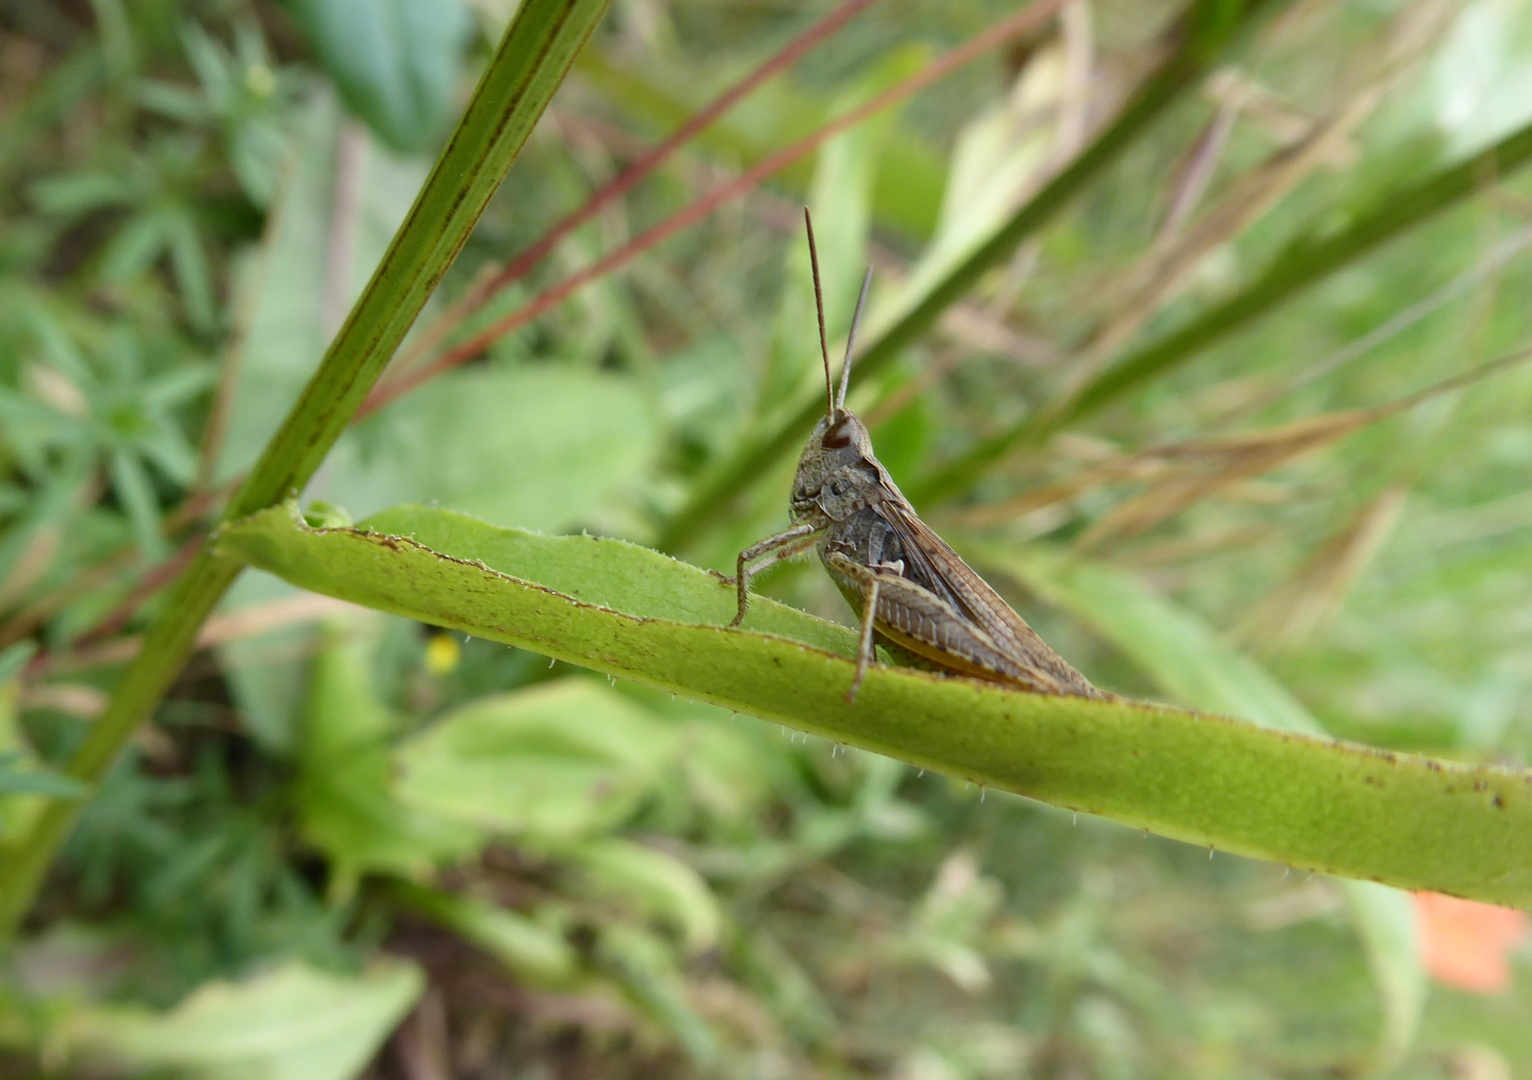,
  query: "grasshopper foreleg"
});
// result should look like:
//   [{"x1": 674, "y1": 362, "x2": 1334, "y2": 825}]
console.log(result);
[{"x1": 727, "y1": 523, "x2": 820, "y2": 628}]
